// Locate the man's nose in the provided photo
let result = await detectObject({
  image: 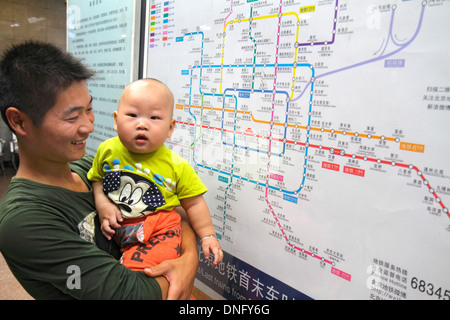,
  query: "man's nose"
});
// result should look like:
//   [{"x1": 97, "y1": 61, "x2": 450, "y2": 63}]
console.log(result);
[{"x1": 80, "y1": 111, "x2": 94, "y2": 133}]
